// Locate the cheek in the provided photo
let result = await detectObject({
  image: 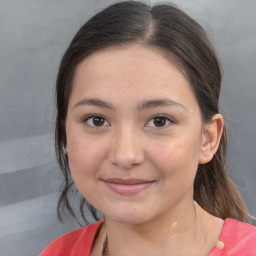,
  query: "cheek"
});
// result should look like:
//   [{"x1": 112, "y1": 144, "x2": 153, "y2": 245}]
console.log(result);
[
  {"x1": 66, "y1": 130, "x2": 109, "y2": 178},
  {"x1": 148, "y1": 134, "x2": 201, "y2": 179},
  {"x1": 66, "y1": 135, "x2": 110, "y2": 201}
]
